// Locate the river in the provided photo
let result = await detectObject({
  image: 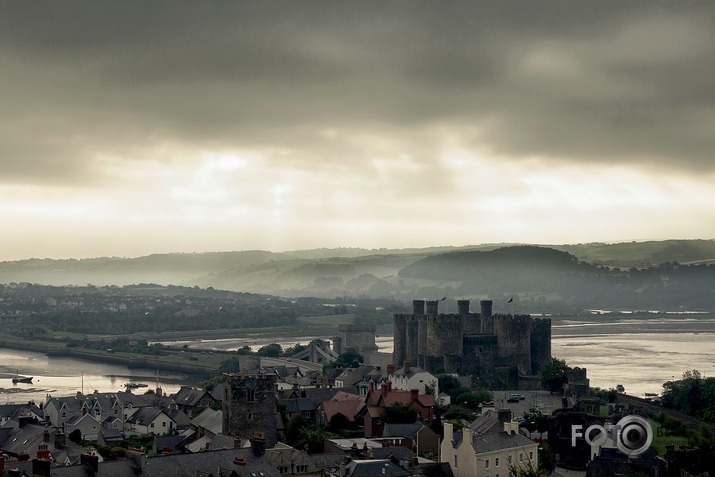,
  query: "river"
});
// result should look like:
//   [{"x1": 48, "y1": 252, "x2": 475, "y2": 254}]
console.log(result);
[
  {"x1": 3, "y1": 314, "x2": 714, "y2": 405},
  {"x1": 0, "y1": 349, "x2": 192, "y2": 405}
]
